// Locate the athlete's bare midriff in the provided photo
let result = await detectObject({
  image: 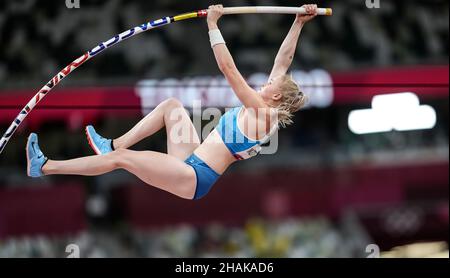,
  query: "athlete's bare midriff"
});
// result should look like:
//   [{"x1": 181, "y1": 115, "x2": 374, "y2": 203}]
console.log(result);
[
  {"x1": 193, "y1": 129, "x2": 236, "y2": 174},
  {"x1": 193, "y1": 107, "x2": 276, "y2": 174}
]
